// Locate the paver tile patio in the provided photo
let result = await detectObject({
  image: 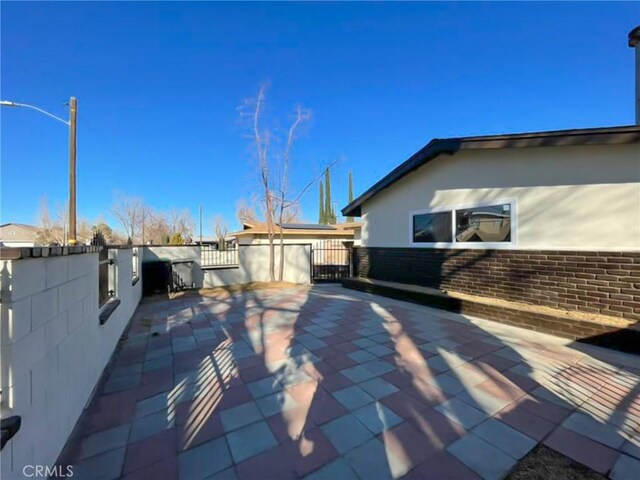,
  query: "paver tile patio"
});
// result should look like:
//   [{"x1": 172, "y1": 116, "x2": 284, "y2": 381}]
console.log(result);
[
  {"x1": 320, "y1": 414, "x2": 374, "y2": 454},
  {"x1": 447, "y1": 433, "x2": 518, "y2": 480},
  {"x1": 57, "y1": 284, "x2": 640, "y2": 479}
]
